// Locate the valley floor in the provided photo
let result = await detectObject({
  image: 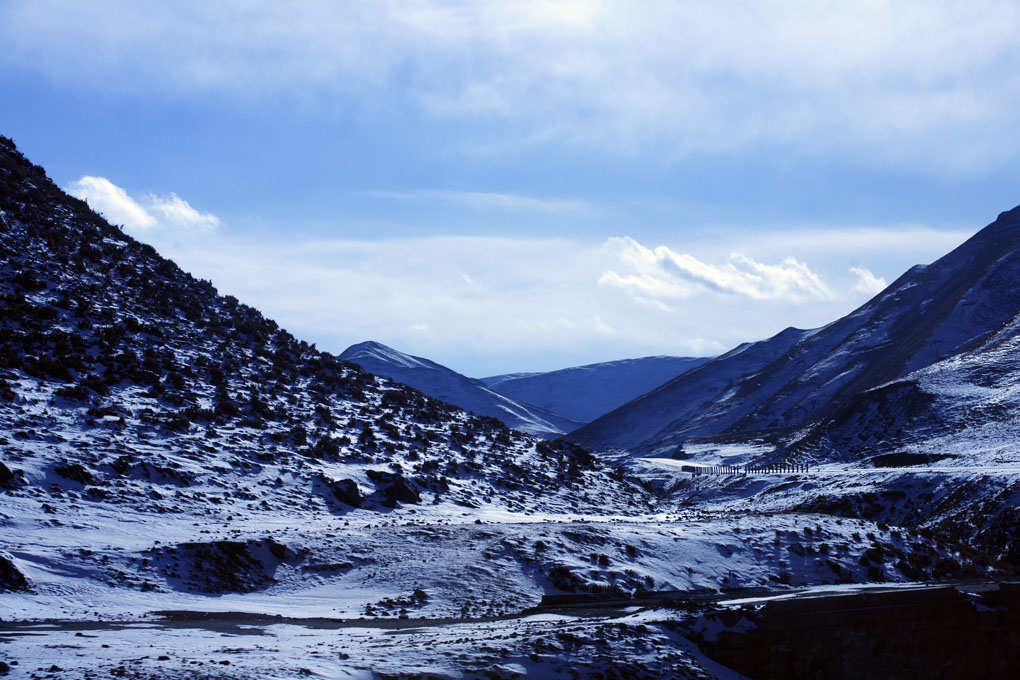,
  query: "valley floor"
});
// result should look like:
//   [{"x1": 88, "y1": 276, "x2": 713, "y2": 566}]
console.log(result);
[{"x1": 3, "y1": 444, "x2": 1017, "y2": 678}]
